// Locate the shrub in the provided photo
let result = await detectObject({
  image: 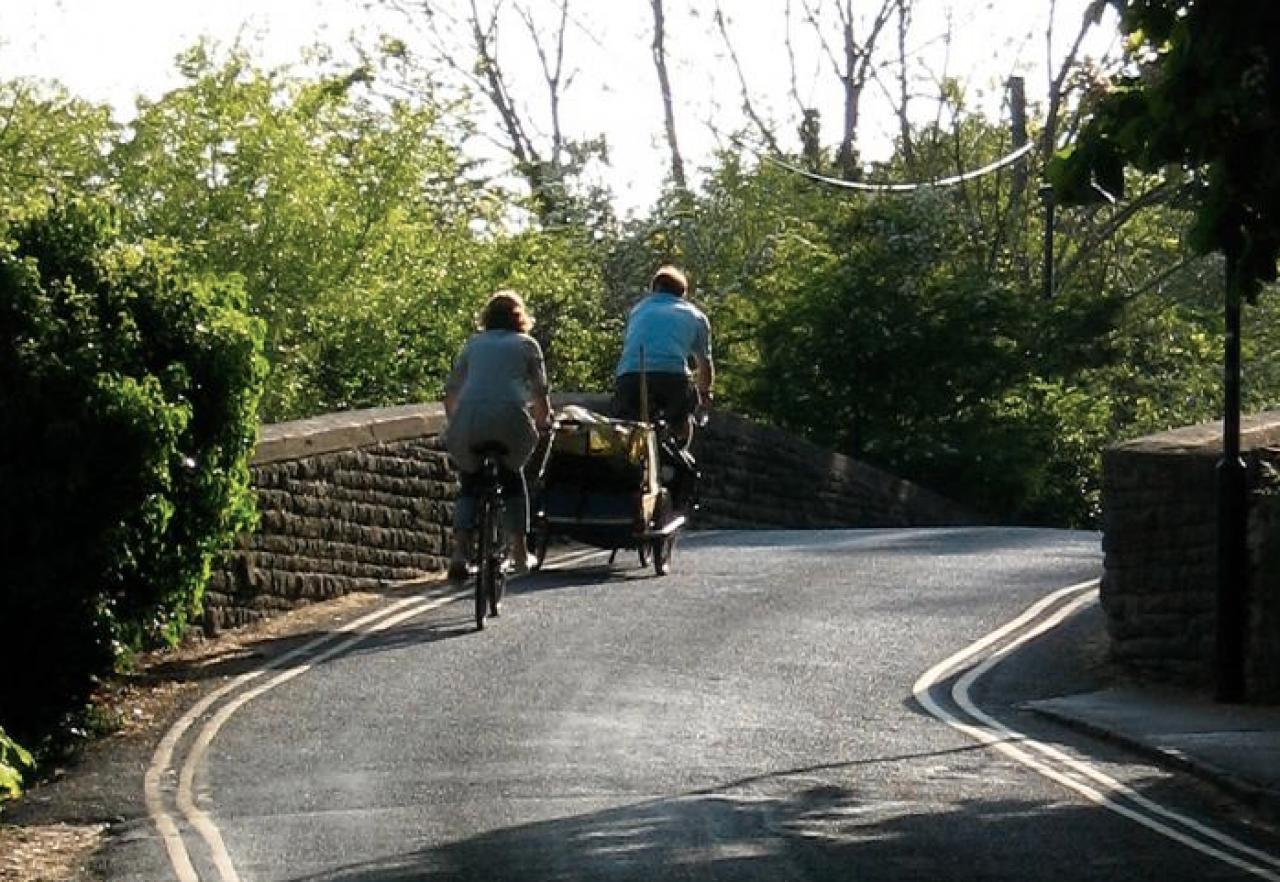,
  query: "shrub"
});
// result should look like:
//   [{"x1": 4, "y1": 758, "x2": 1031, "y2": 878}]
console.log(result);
[
  {"x1": 0, "y1": 196, "x2": 266, "y2": 747},
  {"x1": 0, "y1": 726, "x2": 34, "y2": 799}
]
